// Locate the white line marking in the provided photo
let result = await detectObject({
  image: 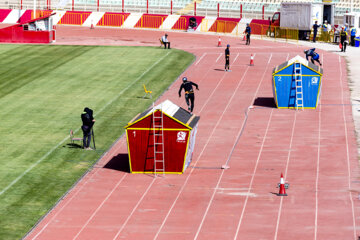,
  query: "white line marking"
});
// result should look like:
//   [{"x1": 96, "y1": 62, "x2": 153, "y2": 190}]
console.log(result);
[
  {"x1": 113, "y1": 178, "x2": 156, "y2": 240},
  {"x1": 154, "y1": 67, "x2": 251, "y2": 240},
  {"x1": 232, "y1": 53, "x2": 239, "y2": 64},
  {"x1": 195, "y1": 53, "x2": 207, "y2": 65},
  {"x1": 314, "y1": 53, "x2": 324, "y2": 240},
  {"x1": 30, "y1": 139, "x2": 128, "y2": 240},
  {"x1": 233, "y1": 110, "x2": 274, "y2": 240},
  {"x1": 216, "y1": 53, "x2": 222, "y2": 62},
  {"x1": 0, "y1": 51, "x2": 171, "y2": 197},
  {"x1": 73, "y1": 174, "x2": 127, "y2": 240},
  {"x1": 273, "y1": 112, "x2": 297, "y2": 240},
  {"x1": 268, "y1": 53, "x2": 273, "y2": 64},
  {"x1": 194, "y1": 53, "x2": 274, "y2": 239},
  {"x1": 339, "y1": 55, "x2": 357, "y2": 239}
]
